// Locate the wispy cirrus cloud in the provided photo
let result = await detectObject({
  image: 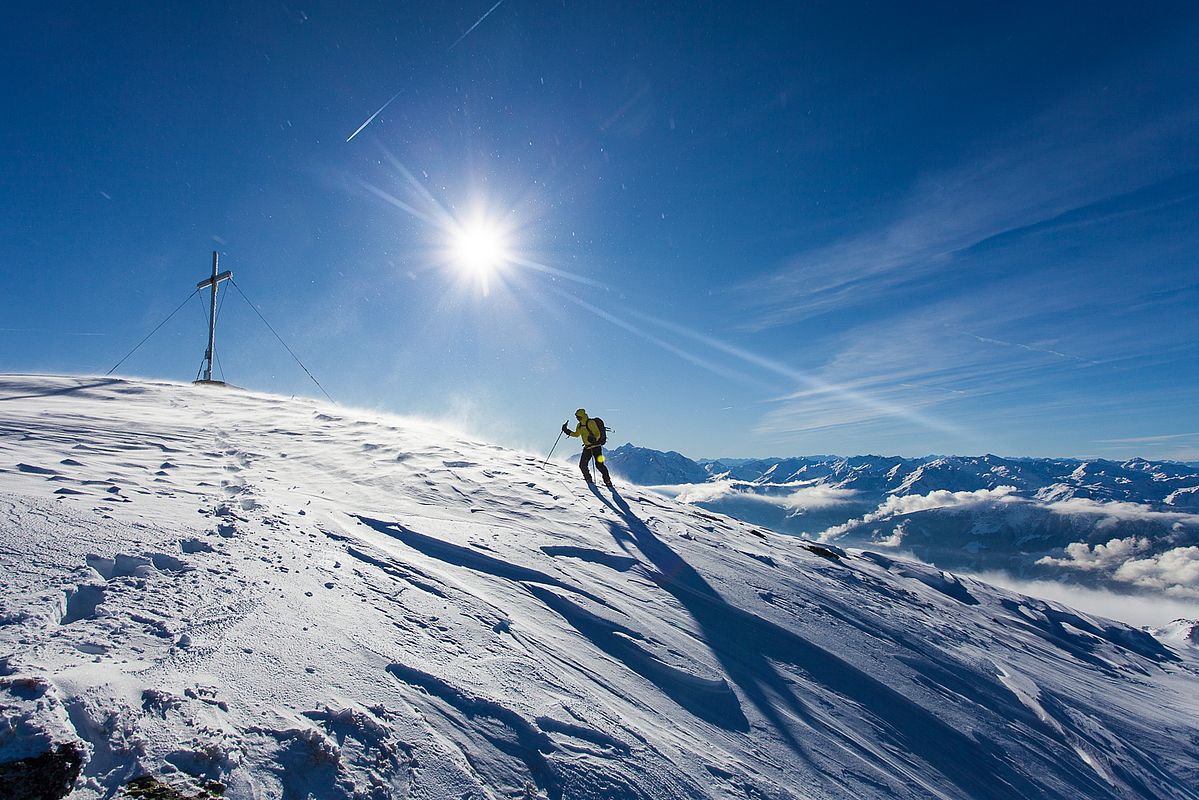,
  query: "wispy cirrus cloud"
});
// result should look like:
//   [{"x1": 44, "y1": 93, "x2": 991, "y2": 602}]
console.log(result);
[
  {"x1": 1096, "y1": 433, "x2": 1199, "y2": 445},
  {"x1": 738, "y1": 137, "x2": 1199, "y2": 451},
  {"x1": 1091, "y1": 434, "x2": 1199, "y2": 463},
  {"x1": 738, "y1": 94, "x2": 1199, "y2": 330},
  {"x1": 730, "y1": 38, "x2": 1199, "y2": 452},
  {"x1": 629, "y1": 311, "x2": 968, "y2": 437},
  {"x1": 749, "y1": 291, "x2": 1130, "y2": 447}
]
